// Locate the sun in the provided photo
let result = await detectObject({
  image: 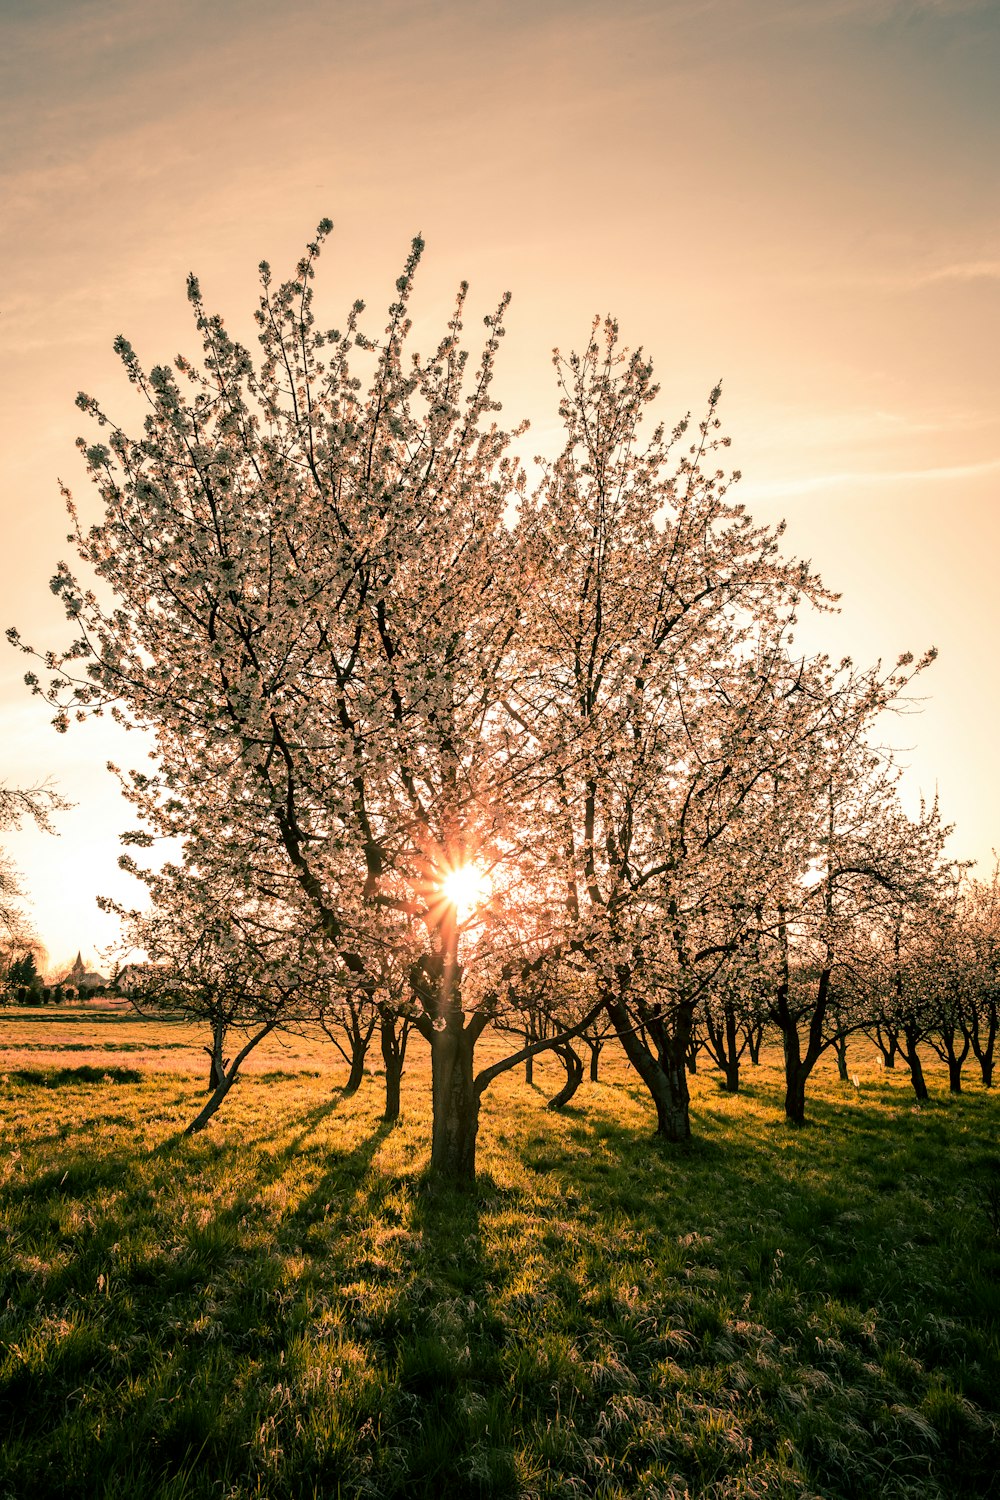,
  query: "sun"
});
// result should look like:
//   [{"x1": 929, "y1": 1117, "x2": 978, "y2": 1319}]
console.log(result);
[{"x1": 441, "y1": 862, "x2": 491, "y2": 920}]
